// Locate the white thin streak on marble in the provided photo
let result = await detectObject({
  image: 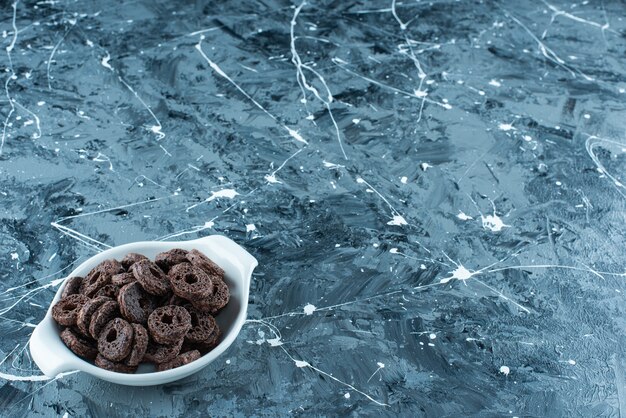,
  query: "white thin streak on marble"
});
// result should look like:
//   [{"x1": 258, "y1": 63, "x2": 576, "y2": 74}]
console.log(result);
[
  {"x1": 366, "y1": 362, "x2": 385, "y2": 382},
  {"x1": 47, "y1": 21, "x2": 75, "y2": 90},
  {"x1": 388, "y1": 247, "x2": 449, "y2": 267},
  {"x1": 0, "y1": 1, "x2": 19, "y2": 156},
  {"x1": 503, "y1": 9, "x2": 593, "y2": 81},
  {"x1": 585, "y1": 135, "x2": 626, "y2": 198},
  {"x1": 57, "y1": 195, "x2": 174, "y2": 222},
  {"x1": 333, "y1": 59, "x2": 452, "y2": 109},
  {"x1": 0, "y1": 277, "x2": 64, "y2": 316},
  {"x1": 13, "y1": 101, "x2": 41, "y2": 139},
  {"x1": 2, "y1": 260, "x2": 80, "y2": 295},
  {"x1": 391, "y1": 0, "x2": 408, "y2": 30},
  {"x1": 186, "y1": 188, "x2": 239, "y2": 212},
  {"x1": 486, "y1": 264, "x2": 625, "y2": 279},
  {"x1": 195, "y1": 37, "x2": 307, "y2": 145},
  {"x1": 280, "y1": 346, "x2": 389, "y2": 406},
  {"x1": 356, "y1": 176, "x2": 408, "y2": 226},
  {"x1": 541, "y1": 0, "x2": 616, "y2": 33},
  {"x1": 323, "y1": 160, "x2": 345, "y2": 169},
  {"x1": 185, "y1": 27, "x2": 219, "y2": 37},
  {"x1": 50, "y1": 222, "x2": 111, "y2": 251},
  {"x1": 92, "y1": 152, "x2": 114, "y2": 171},
  {"x1": 265, "y1": 148, "x2": 304, "y2": 184},
  {"x1": 290, "y1": 2, "x2": 347, "y2": 159}
]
